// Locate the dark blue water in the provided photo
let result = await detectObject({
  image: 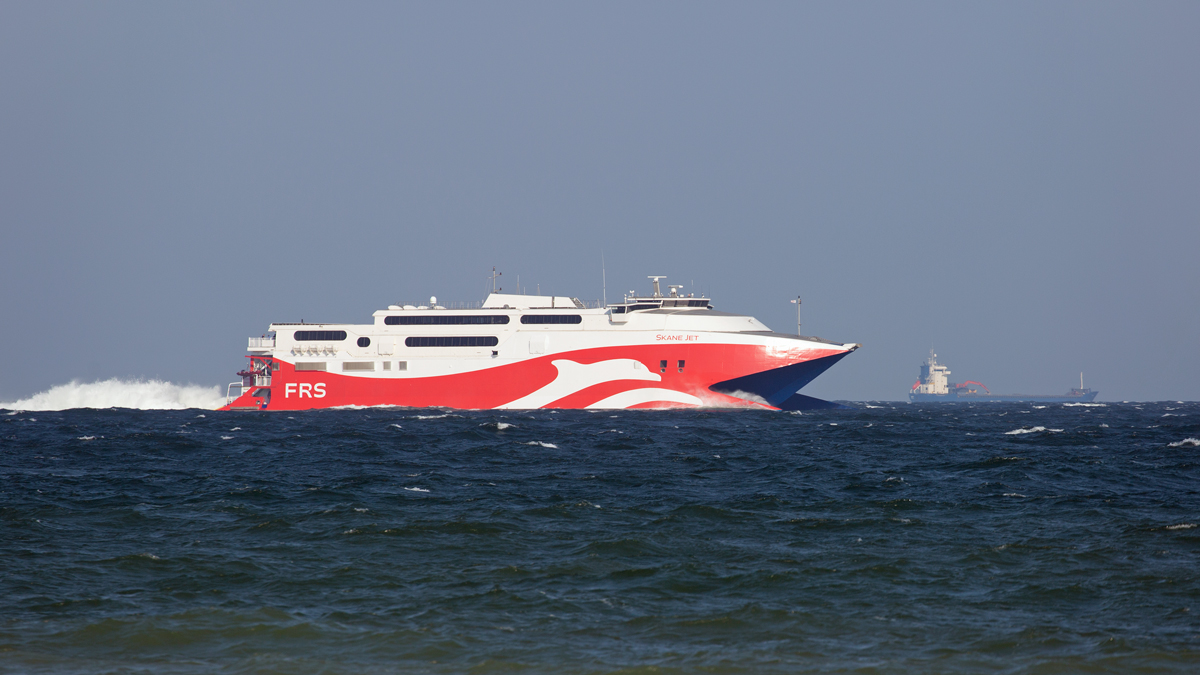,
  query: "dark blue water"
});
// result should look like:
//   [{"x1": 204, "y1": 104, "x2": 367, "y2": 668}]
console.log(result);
[{"x1": 3, "y1": 403, "x2": 1199, "y2": 673}]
